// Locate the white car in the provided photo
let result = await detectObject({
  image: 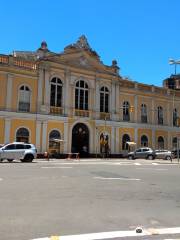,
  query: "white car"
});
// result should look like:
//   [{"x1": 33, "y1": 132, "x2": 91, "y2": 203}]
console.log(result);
[
  {"x1": 154, "y1": 150, "x2": 172, "y2": 160},
  {"x1": 0, "y1": 142, "x2": 37, "y2": 162}
]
